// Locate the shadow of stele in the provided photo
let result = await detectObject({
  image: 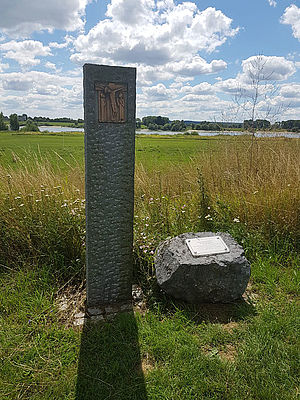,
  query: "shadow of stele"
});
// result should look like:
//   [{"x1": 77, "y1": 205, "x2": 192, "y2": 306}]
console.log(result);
[{"x1": 76, "y1": 311, "x2": 148, "y2": 400}]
